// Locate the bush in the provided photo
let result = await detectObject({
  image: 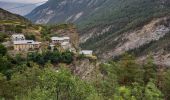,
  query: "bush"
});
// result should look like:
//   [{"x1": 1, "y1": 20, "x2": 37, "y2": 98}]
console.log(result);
[
  {"x1": 28, "y1": 50, "x2": 74, "y2": 65},
  {"x1": 0, "y1": 44, "x2": 7, "y2": 56},
  {"x1": 0, "y1": 32, "x2": 8, "y2": 42},
  {"x1": 25, "y1": 34, "x2": 36, "y2": 40}
]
